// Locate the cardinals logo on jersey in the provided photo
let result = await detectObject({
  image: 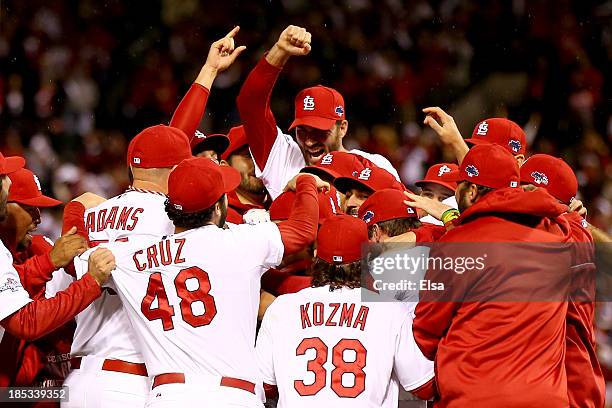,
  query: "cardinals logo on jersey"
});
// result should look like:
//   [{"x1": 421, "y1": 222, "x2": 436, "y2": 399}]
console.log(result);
[
  {"x1": 362, "y1": 210, "x2": 375, "y2": 224},
  {"x1": 335, "y1": 106, "x2": 344, "y2": 117},
  {"x1": 358, "y1": 168, "x2": 372, "y2": 181},
  {"x1": 303, "y1": 96, "x2": 315, "y2": 111},
  {"x1": 321, "y1": 154, "x2": 334, "y2": 165},
  {"x1": 508, "y1": 140, "x2": 522, "y2": 153},
  {"x1": 0, "y1": 278, "x2": 22, "y2": 293},
  {"x1": 437, "y1": 165, "x2": 451, "y2": 177},
  {"x1": 476, "y1": 121, "x2": 488, "y2": 136},
  {"x1": 465, "y1": 165, "x2": 479, "y2": 177},
  {"x1": 530, "y1": 171, "x2": 549, "y2": 185}
]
